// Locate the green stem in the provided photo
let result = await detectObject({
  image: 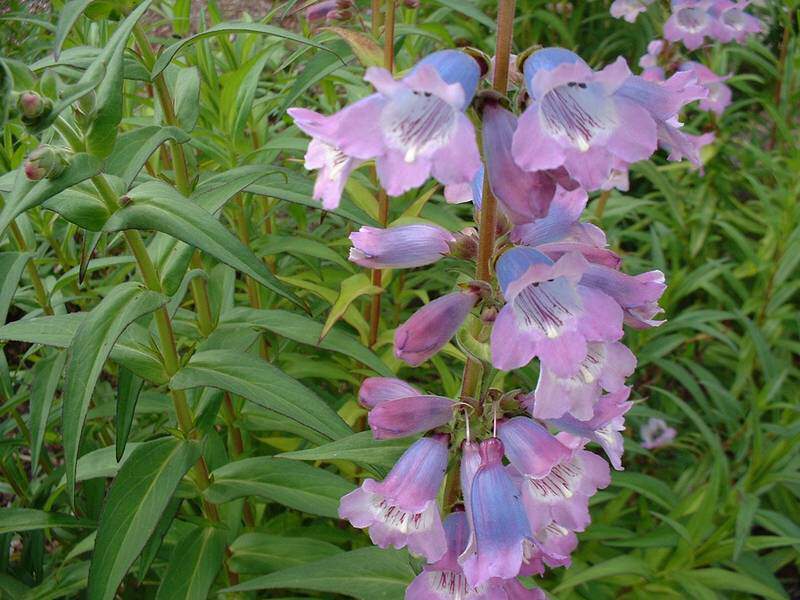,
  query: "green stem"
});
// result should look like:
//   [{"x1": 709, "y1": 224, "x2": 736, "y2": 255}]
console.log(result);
[{"x1": 9, "y1": 222, "x2": 53, "y2": 315}]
